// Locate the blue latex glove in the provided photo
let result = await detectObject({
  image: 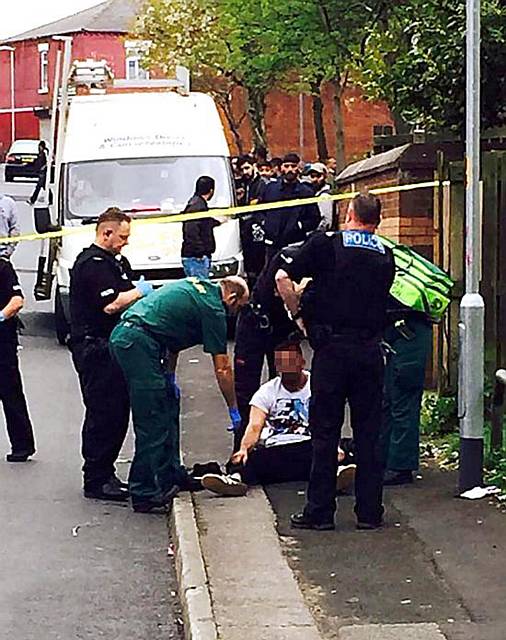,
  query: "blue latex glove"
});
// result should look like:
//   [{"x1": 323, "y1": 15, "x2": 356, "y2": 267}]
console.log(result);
[
  {"x1": 228, "y1": 407, "x2": 242, "y2": 432},
  {"x1": 135, "y1": 276, "x2": 154, "y2": 297},
  {"x1": 0, "y1": 312, "x2": 5, "y2": 322},
  {"x1": 164, "y1": 371, "x2": 181, "y2": 400}
]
